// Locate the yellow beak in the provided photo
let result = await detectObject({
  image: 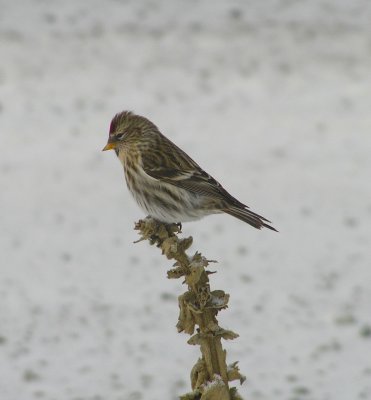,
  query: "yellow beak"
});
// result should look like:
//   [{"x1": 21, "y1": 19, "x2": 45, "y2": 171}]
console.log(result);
[{"x1": 102, "y1": 142, "x2": 118, "y2": 151}]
